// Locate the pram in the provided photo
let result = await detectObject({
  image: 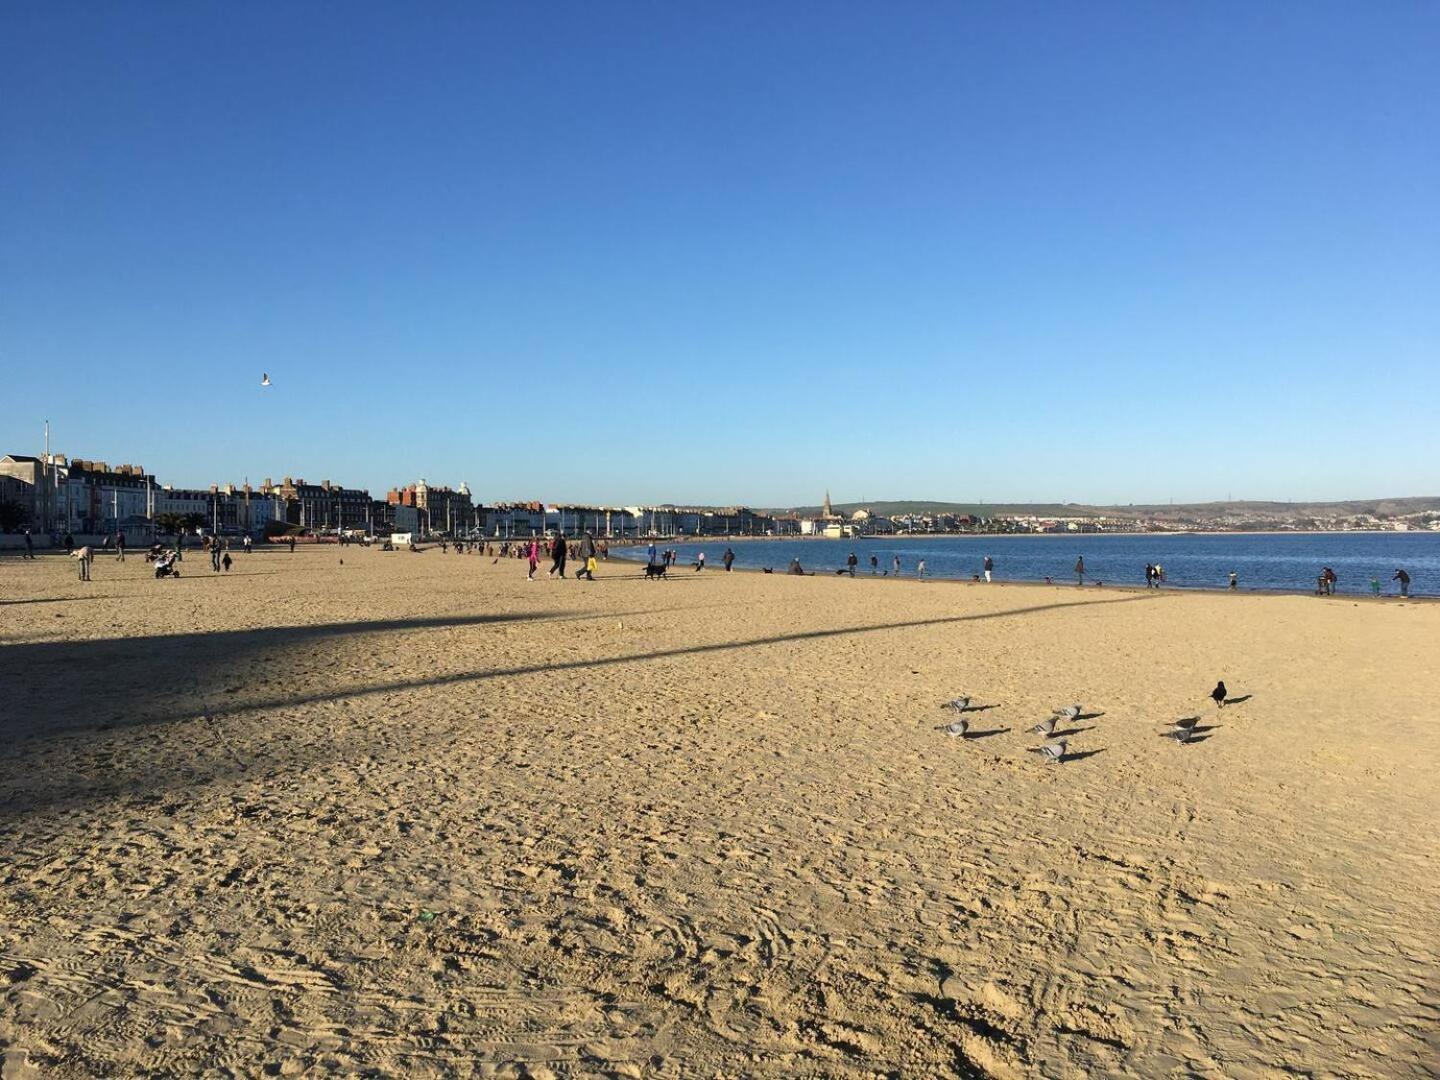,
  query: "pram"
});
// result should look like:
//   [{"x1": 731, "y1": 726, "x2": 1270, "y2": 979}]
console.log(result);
[{"x1": 153, "y1": 550, "x2": 181, "y2": 578}]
